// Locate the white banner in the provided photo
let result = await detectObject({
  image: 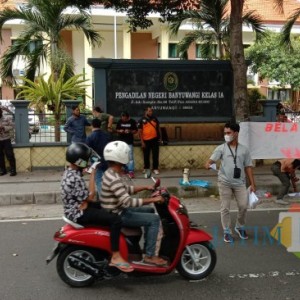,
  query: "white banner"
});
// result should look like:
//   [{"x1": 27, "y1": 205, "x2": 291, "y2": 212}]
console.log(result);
[{"x1": 239, "y1": 122, "x2": 300, "y2": 159}]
